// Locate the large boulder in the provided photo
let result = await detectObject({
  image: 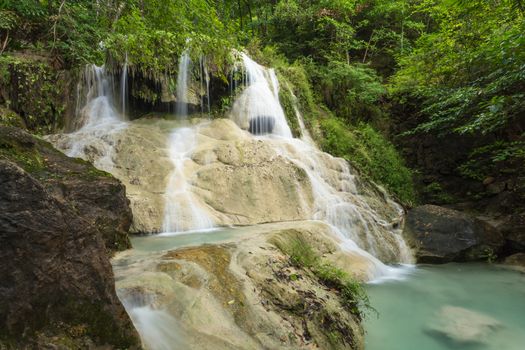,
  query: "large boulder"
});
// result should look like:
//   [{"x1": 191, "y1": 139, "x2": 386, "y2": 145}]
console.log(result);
[
  {"x1": 403, "y1": 205, "x2": 505, "y2": 263},
  {"x1": 0, "y1": 126, "x2": 139, "y2": 348},
  {"x1": 1, "y1": 126, "x2": 132, "y2": 252}
]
